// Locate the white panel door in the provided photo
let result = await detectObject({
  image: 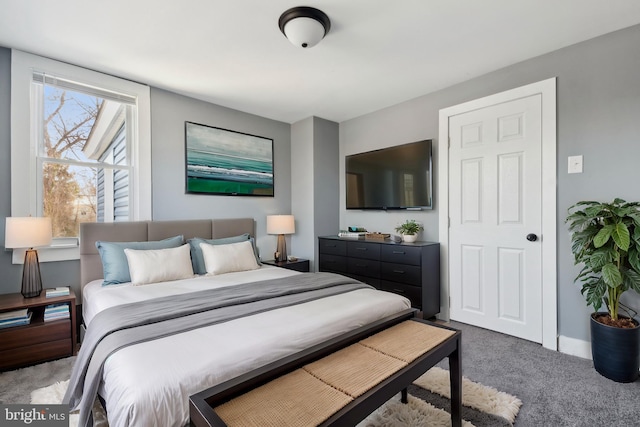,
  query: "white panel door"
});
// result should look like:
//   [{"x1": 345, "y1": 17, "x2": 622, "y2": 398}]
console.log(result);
[{"x1": 449, "y1": 95, "x2": 542, "y2": 343}]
